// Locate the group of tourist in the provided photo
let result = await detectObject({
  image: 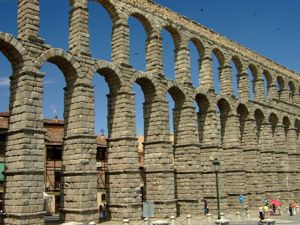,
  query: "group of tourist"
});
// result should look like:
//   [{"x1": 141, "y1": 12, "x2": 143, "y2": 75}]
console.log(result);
[
  {"x1": 258, "y1": 200, "x2": 298, "y2": 224},
  {"x1": 99, "y1": 204, "x2": 108, "y2": 221}
]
